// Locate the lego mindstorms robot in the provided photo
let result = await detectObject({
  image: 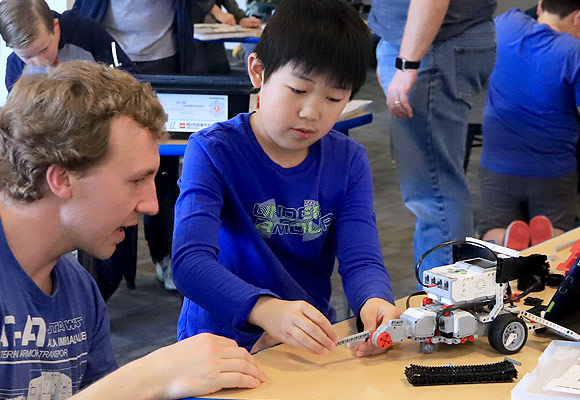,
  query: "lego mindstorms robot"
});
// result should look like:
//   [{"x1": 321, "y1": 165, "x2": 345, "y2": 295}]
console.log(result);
[{"x1": 340, "y1": 238, "x2": 579, "y2": 355}]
